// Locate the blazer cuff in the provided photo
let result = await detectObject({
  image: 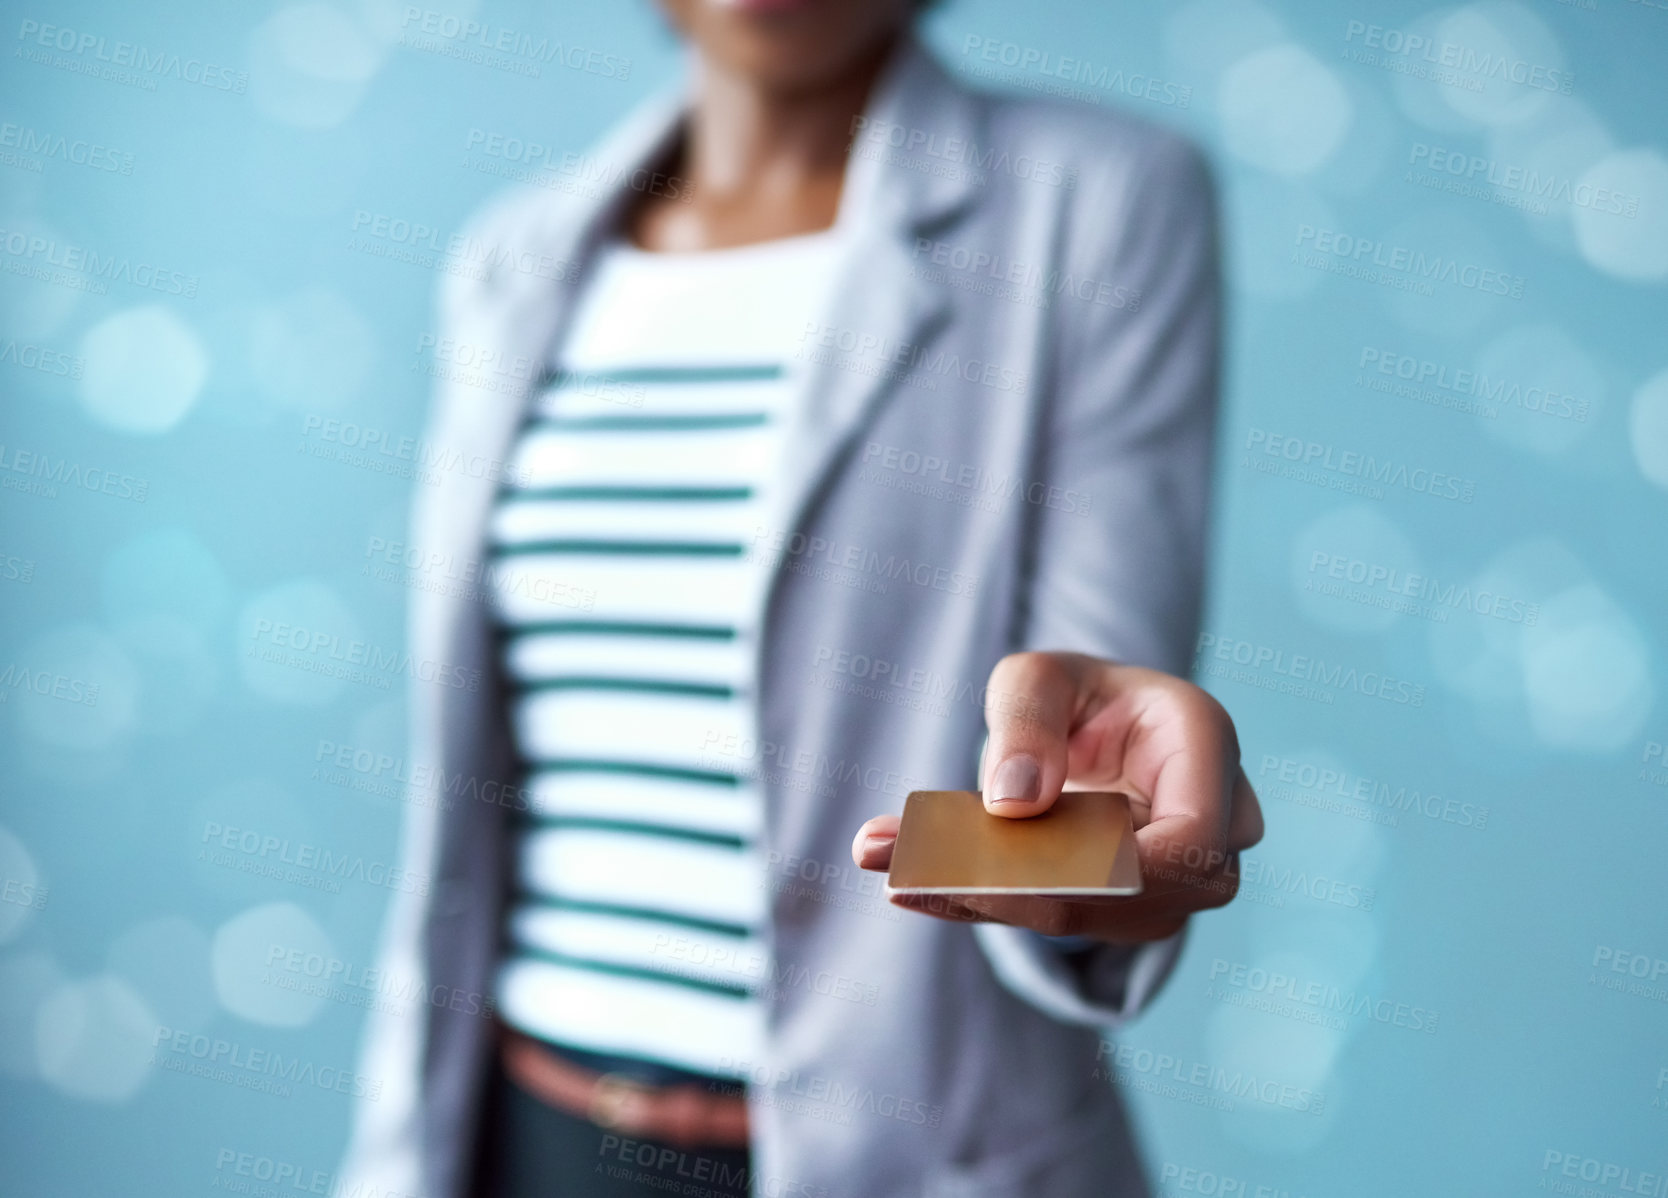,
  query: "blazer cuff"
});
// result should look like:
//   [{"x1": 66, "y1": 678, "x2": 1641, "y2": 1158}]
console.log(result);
[{"x1": 973, "y1": 922, "x2": 1186, "y2": 1028}]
